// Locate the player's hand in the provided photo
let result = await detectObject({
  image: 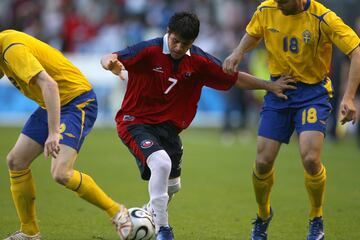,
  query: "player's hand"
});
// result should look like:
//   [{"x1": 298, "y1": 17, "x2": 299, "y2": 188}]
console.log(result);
[
  {"x1": 222, "y1": 53, "x2": 243, "y2": 75},
  {"x1": 110, "y1": 59, "x2": 126, "y2": 81},
  {"x1": 339, "y1": 97, "x2": 357, "y2": 125},
  {"x1": 269, "y1": 76, "x2": 297, "y2": 100},
  {"x1": 101, "y1": 54, "x2": 126, "y2": 80},
  {"x1": 44, "y1": 133, "x2": 60, "y2": 159}
]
